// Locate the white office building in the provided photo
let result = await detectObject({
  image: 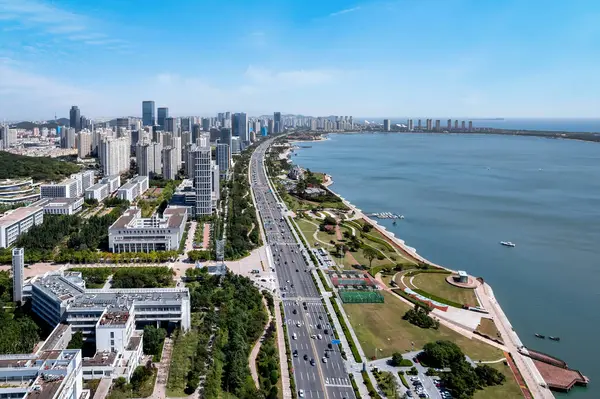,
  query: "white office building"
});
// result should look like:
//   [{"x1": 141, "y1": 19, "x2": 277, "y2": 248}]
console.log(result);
[
  {"x1": 0, "y1": 349, "x2": 85, "y2": 399},
  {"x1": 108, "y1": 207, "x2": 188, "y2": 252},
  {"x1": 85, "y1": 183, "x2": 110, "y2": 202},
  {"x1": 231, "y1": 136, "x2": 241, "y2": 154},
  {"x1": 0, "y1": 205, "x2": 44, "y2": 248},
  {"x1": 12, "y1": 247, "x2": 24, "y2": 303},
  {"x1": 162, "y1": 146, "x2": 178, "y2": 180},
  {"x1": 40, "y1": 179, "x2": 80, "y2": 199},
  {"x1": 78, "y1": 131, "x2": 93, "y2": 158},
  {"x1": 136, "y1": 141, "x2": 162, "y2": 176},
  {"x1": 36, "y1": 197, "x2": 84, "y2": 215},
  {"x1": 101, "y1": 175, "x2": 121, "y2": 193},
  {"x1": 188, "y1": 134, "x2": 213, "y2": 216},
  {"x1": 116, "y1": 176, "x2": 149, "y2": 202},
  {"x1": 211, "y1": 161, "x2": 220, "y2": 208},
  {"x1": 99, "y1": 136, "x2": 130, "y2": 177},
  {"x1": 70, "y1": 170, "x2": 95, "y2": 193}
]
